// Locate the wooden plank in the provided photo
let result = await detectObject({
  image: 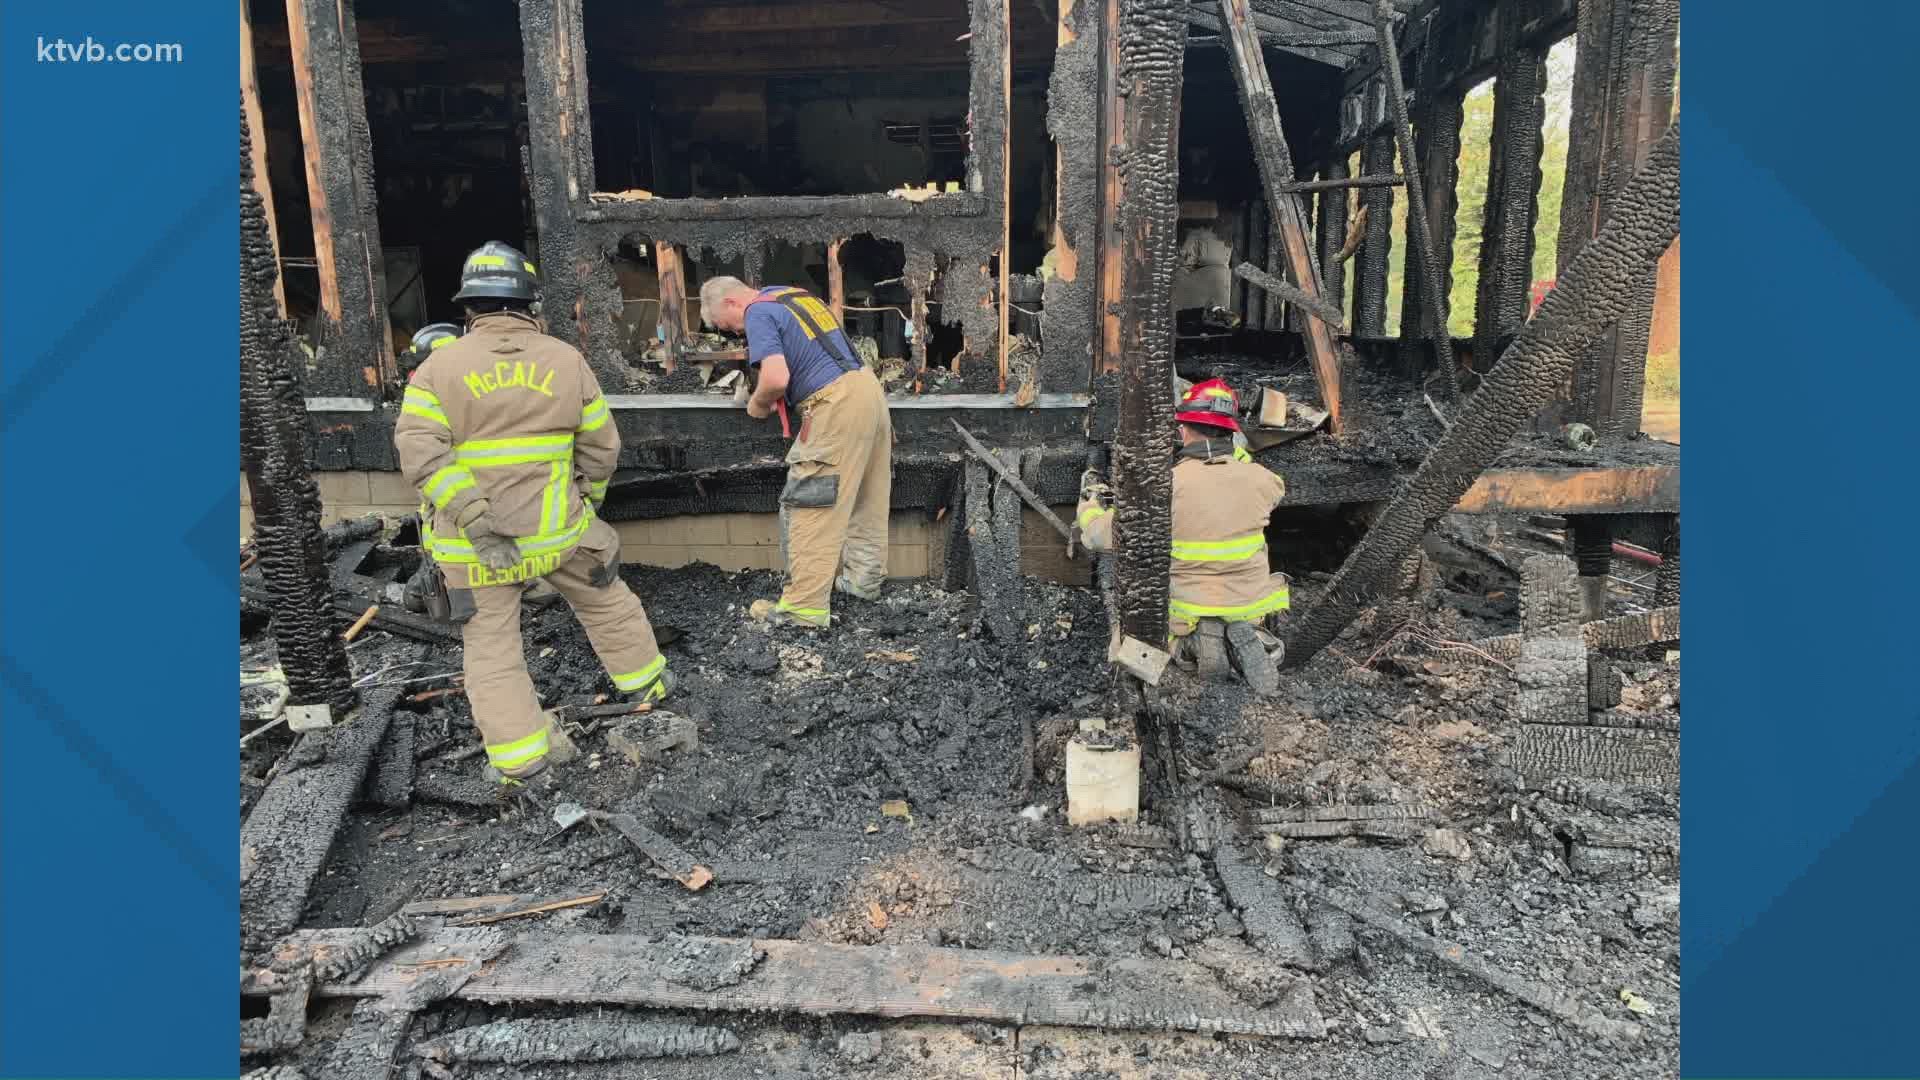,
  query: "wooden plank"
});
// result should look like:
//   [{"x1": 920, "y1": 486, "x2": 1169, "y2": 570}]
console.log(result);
[
  {"x1": 1476, "y1": 606, "x2": 1678, "y2": 661},
  {"x1": 241, "y1": 0, "x2": 285, "y2": 318},
  {"x1": 240, "y1": 662, "x2": 418, "y2": 955},
  {"x1": 826, "y1": 238, "x2": 846, "y2": 326},
  {"x1": 1096, "y1": 0, "x2": 1124, "y2": 373},
  {"x1": 1217, "y1": 0, "x2": 1344, "y2": 432},
  {"x1": 661, "y1": 1, "x2": 965, "y2": 34},
  {"x1": 998, "y1": 0, "x2": 1014, "y2": 393},
  {"x1": 284, "y1": 0, "x2": 339, "y2": 329},
  {"x1": 253, "y1": 929, "x2": 1327, "y2": 1039},
  {"x1": 656, "y1": 243, "x2": 688, "y2": 370},
  {"x1": 1452, "y1": 466, "x2": 1679, "y2": 515}
]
